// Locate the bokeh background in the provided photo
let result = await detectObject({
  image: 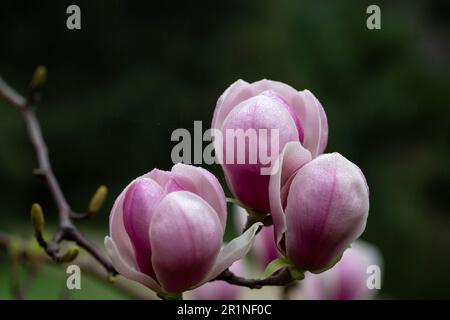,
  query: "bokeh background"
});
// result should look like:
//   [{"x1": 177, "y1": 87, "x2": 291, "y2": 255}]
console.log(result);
[{"x1": 0, "y1": 0, "x2": 449, "y2": 299}]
